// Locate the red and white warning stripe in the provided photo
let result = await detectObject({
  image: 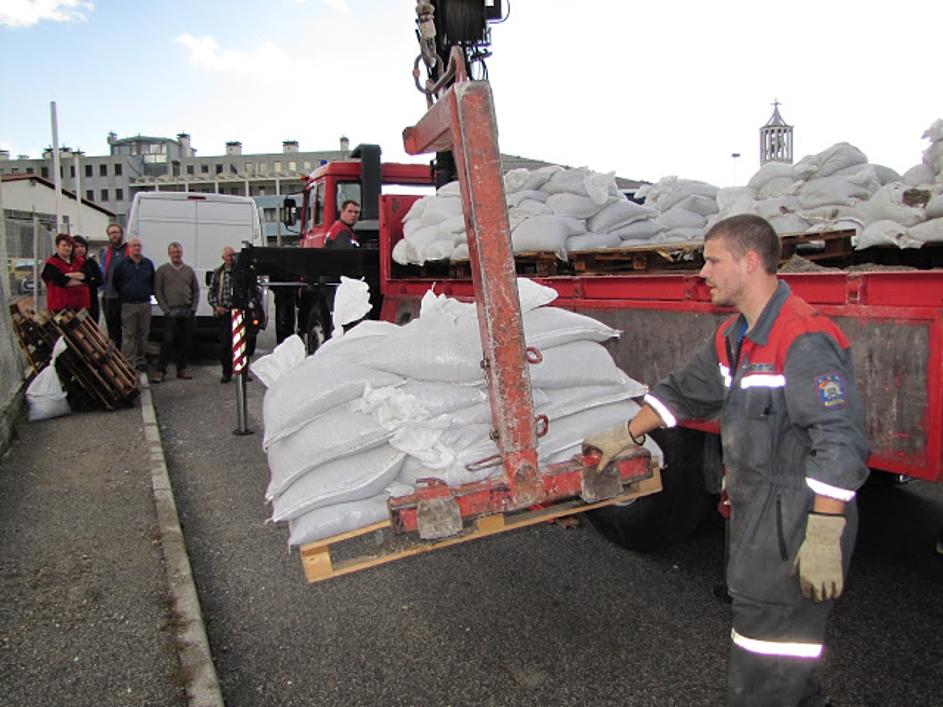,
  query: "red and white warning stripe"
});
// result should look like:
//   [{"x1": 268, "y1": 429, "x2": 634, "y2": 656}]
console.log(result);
[{"x1": 231, "y1": 309, "x2": 246, "y2": 374}]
